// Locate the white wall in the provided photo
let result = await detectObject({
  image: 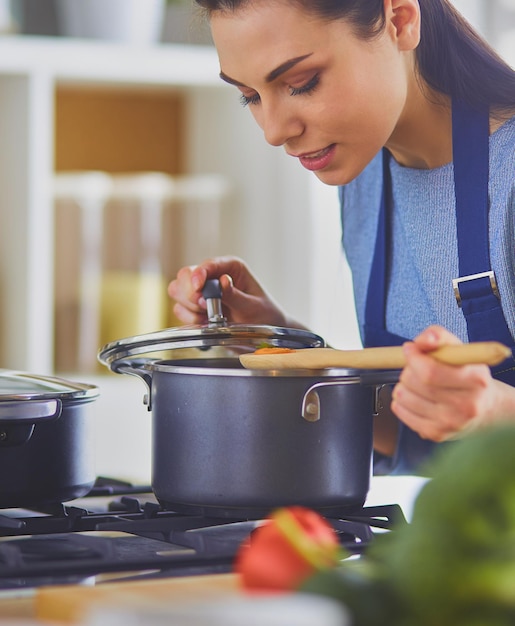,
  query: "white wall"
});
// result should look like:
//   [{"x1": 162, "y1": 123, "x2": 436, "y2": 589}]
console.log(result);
[
  {"x1": 452, "y1": 0, "x2": 515, "y2": 58},
  {"x1": 80, "y1": 373, "x2": 152, "y2": 483},
  {"x1": 307, "y1": 179, "x2": 362, "y2": 349},
  {"x1": 451, "y1": 0, "x2": 487, "y2": 35}
]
